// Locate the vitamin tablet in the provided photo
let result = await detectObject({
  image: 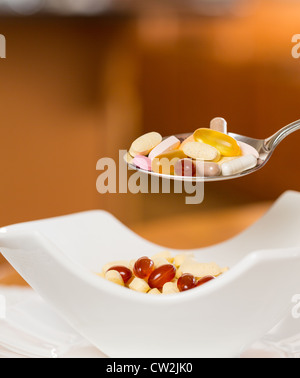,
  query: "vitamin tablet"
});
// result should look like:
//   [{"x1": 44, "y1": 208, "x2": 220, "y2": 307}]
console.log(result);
[
  {"x1": 152, "y1": 251, "x2": 174, "y2": 264},
  {"x1": 151, "y1": 150, "x2": 186, "y2": 175},
  {"x1": 179, "y1": 135, "x2": 195, "y2": 151},
  {"x1": 107, "y1": 266, "x2": 132, "y2": 284},
  {"x1": 148, "y1": 288, "x2": 161, "y2": 295},
  {"x1": 177, "y1": 274, "x2": 197, "y2": 292},
  {"x1": 132, "y1": 155, "x2": 152, "y2": 171},
  {"x1": 174, "y1": 159, "x2": 196, "y2": 177},
  {"x1": 152, "y1": 257, "x2": 170, "y2": 269},
  {"x1": 133, "y1": 257, "x2": 155, "y2": 280},
  {"x1": 129, "y1": 277, "x2": 150, "y2": 293},
  {"x1": 196, "y1": 161, "x2": 221, "y2": 177},
  {"x1": 210, "y1": 117, "x2": 227, "y2": 134},
  {"x1": 174, "y1": 254, "x2": 191, "y2": 268},
  {"x1": 130, "y1": 132, "x2": 163, "y2": 157},
  {"x1": 217, "y1": 156, "x2": 239, "y2": 166},
  {"x1": 148, "y1": 265, "x2": 176, "y2": 290},
  {"x1": 183, "y1": 142, "x2": 221, "y2": 162},
  {"x1": 148, "y1": 136, "x2": 181, "y2": 160},
  {"x1": 162, "y1": 282, "x2": 179, "y2": 295},
  {"x1": 105, "y1": 270, "x2": 125, "y2": 287},
  {"x1": 222, "y1": 155, "x2": 258, "y2": 176},
  {"x1": 193, "y1": 128, "x2": 241, "y2": 157},
  {"x1": 124, "y1": 152, "x2": 134, "y2": 165},
  {"x1": 196, "y1": 276, "x2": 215, "y2": 287},
  {"x1": 178, "y1": 260, "x2": 224, "y2": 278},
  {"x1": 238, "y1": 141, "x2": 260, "y2": 159}
]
